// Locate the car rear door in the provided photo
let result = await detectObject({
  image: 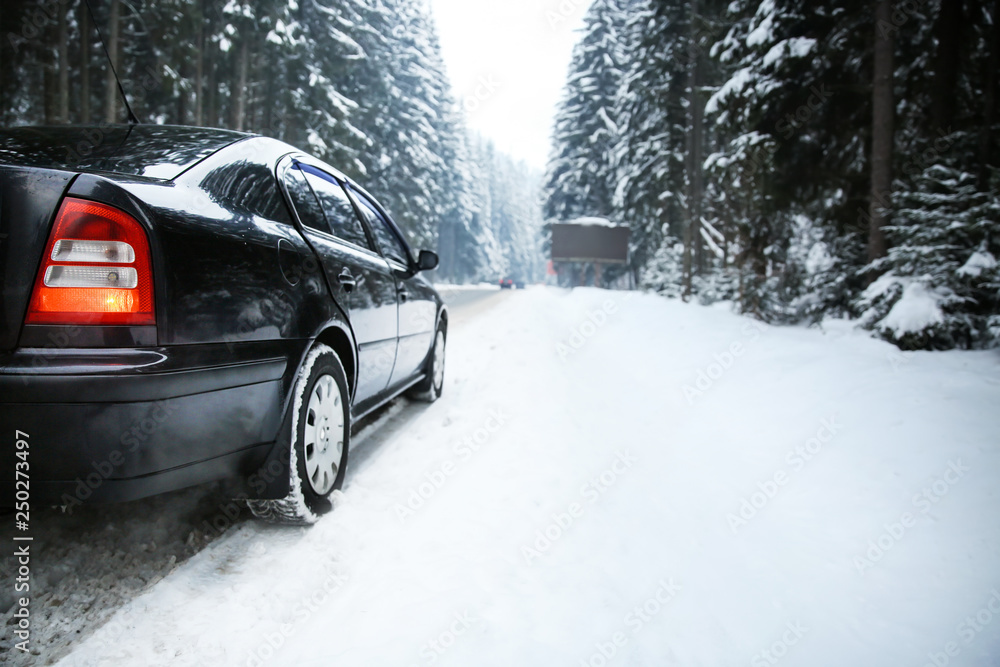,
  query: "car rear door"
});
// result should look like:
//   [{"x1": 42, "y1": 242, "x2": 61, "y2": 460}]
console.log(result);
[
  {"x1": 347, "y1": 185, "x2": 436, "y2": 389},
  {"x1": 280, "y1": 159, "x2": 398, "y2": 403}
]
